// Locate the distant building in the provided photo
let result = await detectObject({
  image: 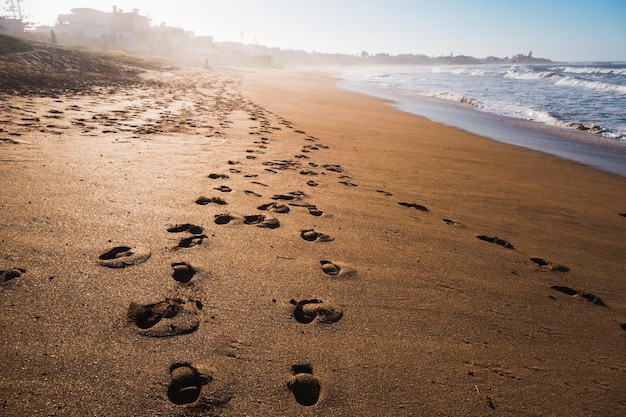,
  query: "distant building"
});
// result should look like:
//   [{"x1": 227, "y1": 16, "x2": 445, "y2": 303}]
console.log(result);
[
  {"x1": 36, "y1": 6, "x2": 150, "y2": 52},
  {"x1": 0, "y1": 17, "x2": 25, "y2": 37}
]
